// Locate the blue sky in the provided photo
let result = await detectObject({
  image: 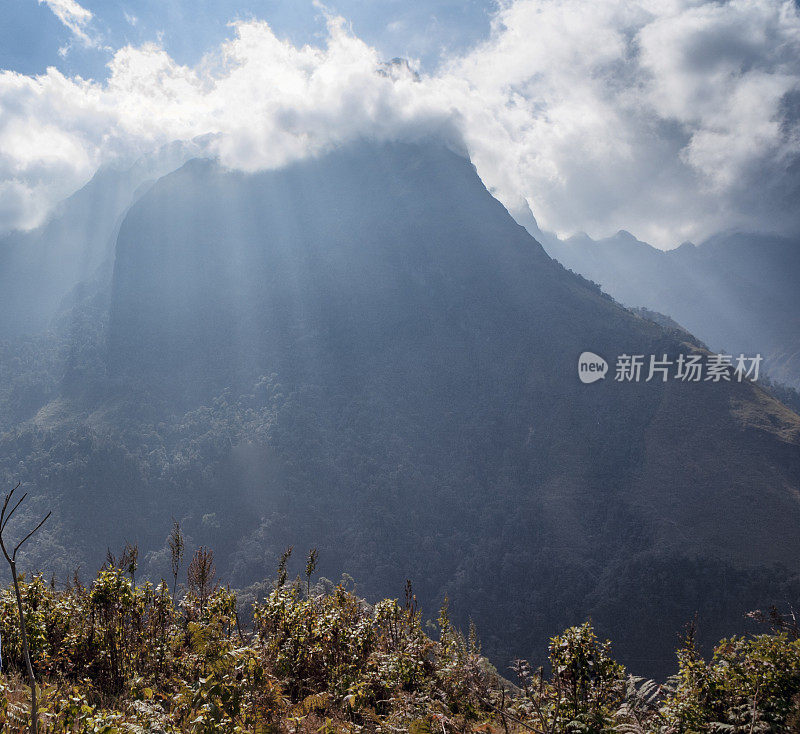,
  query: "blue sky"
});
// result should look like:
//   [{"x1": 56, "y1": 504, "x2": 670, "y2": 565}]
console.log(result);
[{"x1": 1, "y1": 0, "x2": 496, "y2": 80}]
